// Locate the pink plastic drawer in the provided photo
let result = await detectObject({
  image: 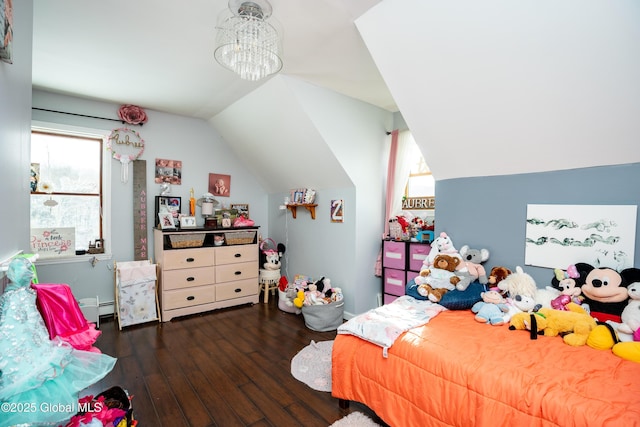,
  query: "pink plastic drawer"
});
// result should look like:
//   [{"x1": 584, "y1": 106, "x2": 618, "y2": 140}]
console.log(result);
[
  {"x1": 406, "y1": 270, "x2": 419, "y2": 284},
  {"x1": 408, "y1": 243, "x2": 431, "y2": 271},
  {"x1": 383, "y1": 268, "x2": 406, "y2": 297},
  {"x1": 384, "y1": 293, "x2": 400, "y2": 305},
  {"x1": 382, "y1": 240, "x2": 406, "y2": 270}
]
